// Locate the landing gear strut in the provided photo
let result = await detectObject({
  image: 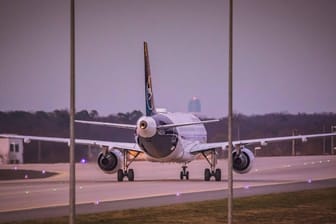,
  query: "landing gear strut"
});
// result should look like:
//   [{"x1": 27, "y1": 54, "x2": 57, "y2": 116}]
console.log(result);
[
  {"x1": 117, "y1": 150, "x2": 140, "y2": 182},
  {"x1": 180, "y1": 163, "x2": 189, "y2": 180},
  {"x1": 202, "y1": 150, "x2": 221, "y2": 181}
]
